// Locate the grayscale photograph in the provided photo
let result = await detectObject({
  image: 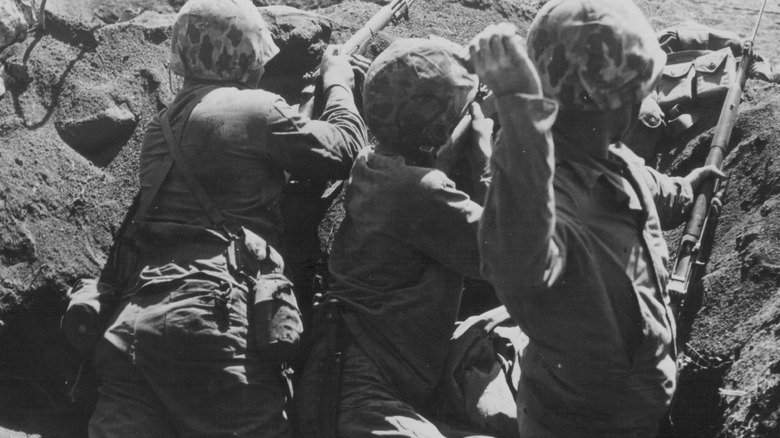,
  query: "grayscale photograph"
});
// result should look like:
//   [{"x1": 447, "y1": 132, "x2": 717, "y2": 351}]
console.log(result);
[{"x1": 1, "y1": 0, "x2": 779, "y2": 437}]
